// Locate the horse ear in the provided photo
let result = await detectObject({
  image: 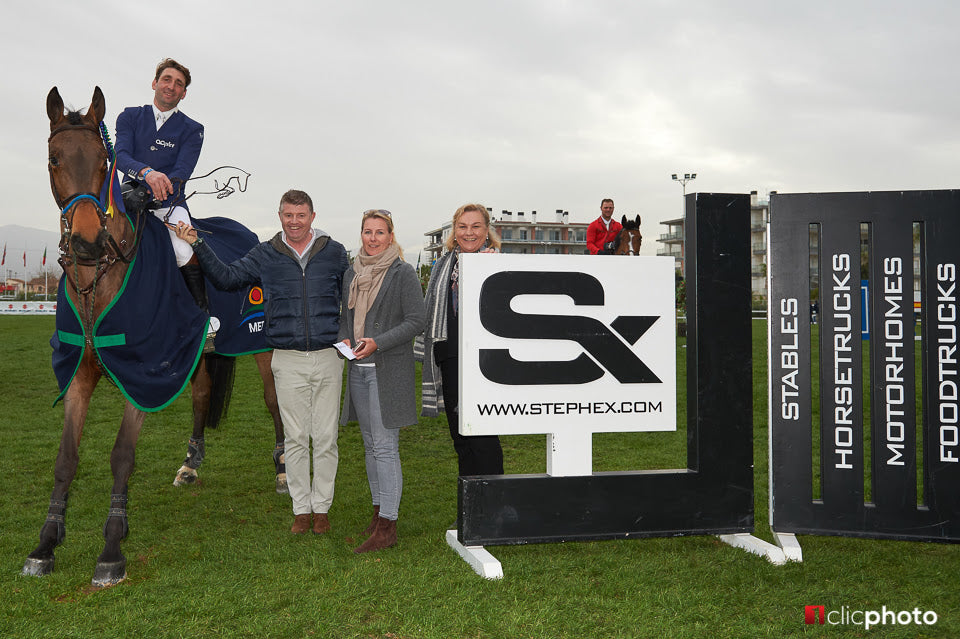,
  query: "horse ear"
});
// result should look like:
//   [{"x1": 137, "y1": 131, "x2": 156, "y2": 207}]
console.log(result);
[
  {"x1": 47, "y1": 87, "x2": 65, "y2": 127},
  {"x1": 87, "y1": 86, "x2": 106, "y2": 124},
  {"x1": 635, "y1": 215, "x2": 642, "y2": 226},
  {"x1": 621, "y1": 215, "x2": 627, "y2": 225}
]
